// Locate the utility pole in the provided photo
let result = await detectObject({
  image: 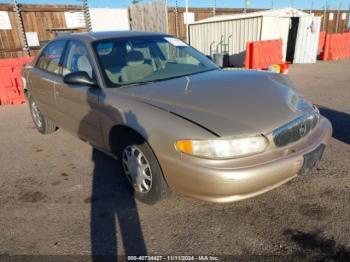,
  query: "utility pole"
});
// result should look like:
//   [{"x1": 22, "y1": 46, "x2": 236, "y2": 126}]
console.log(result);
[
  {"x1": 212, "y1": 0, "x2": 216, "y2": 16},
  {"x1": 12, "y1": 0, "x2": 30, "y2": 56},
  {"x1": 310, "y1": 0, "x2": 314, "y2": 14},
  {"x1": 348, "y1": 3, "x2": 350, "y2": 30},
  {"x1": 323, "y1": 0, "x2": 327, "y2": 32},
  {"x1": 164, "y1": 0, "x2": 169, "y2": 34},
  {"x1": 271, "y1": 0, "x2": 274, "y2": 9},
  {"x1": 335, "y1": 2, "x2": 341, "y2": 33},
  {"x1": 174, "y1": 0, "x2": 179, "y2": 38},
  {"x1": 244, "y1": 0, "x2": 247, "y2": 13},
  {"x1": 185, "y1": 0, "x2": 189, "y2": 42}
]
